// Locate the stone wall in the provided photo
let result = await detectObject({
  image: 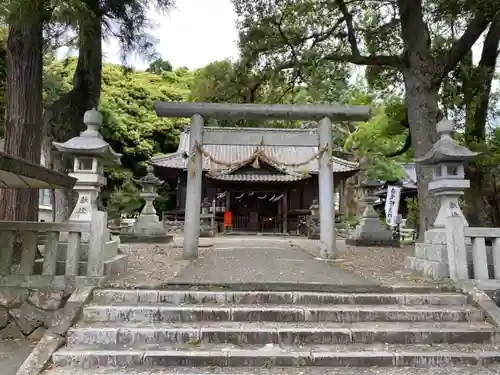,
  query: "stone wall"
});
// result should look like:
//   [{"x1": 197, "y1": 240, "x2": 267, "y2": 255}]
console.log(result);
[{"x1": 0, "y1": 287, "x2": 69, "y2": 341}]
